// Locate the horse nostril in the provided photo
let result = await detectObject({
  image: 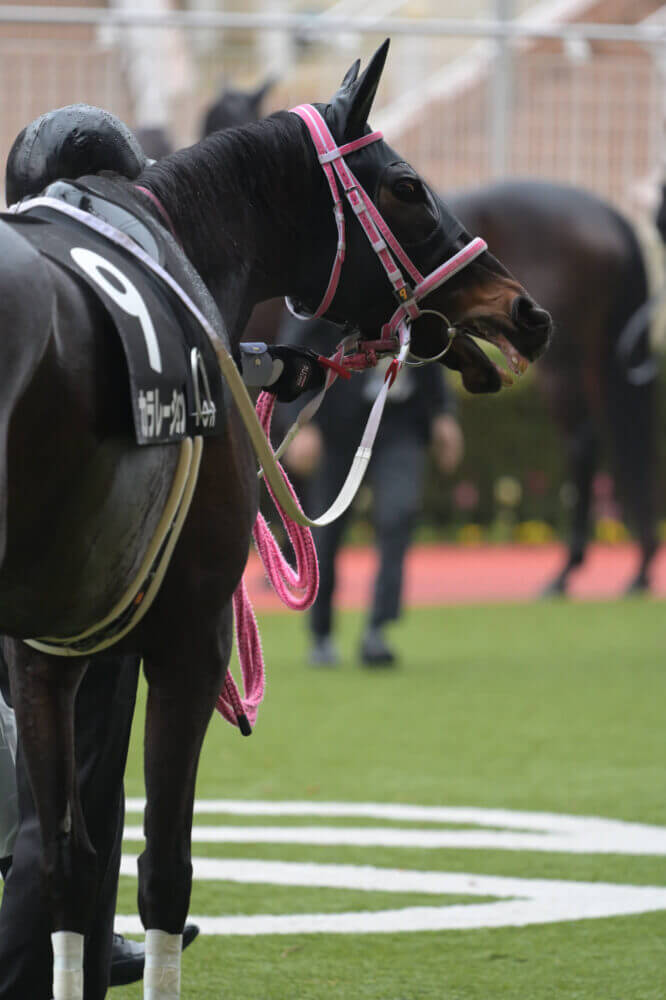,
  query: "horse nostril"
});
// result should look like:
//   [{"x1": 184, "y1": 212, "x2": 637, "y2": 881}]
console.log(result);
[{"x1": 512, "y1": 296, "x2": 551, "y2": 333}]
